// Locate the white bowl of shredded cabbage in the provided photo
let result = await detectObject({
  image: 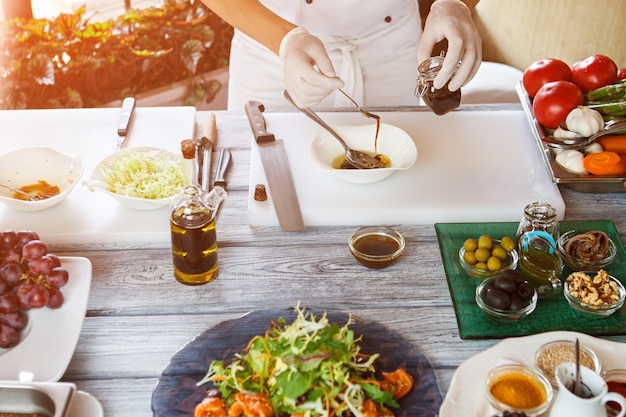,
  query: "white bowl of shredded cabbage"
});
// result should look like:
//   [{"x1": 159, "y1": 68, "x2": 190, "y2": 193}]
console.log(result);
[{"x1": 86, "y1": 147, "x2": 187, "y2": 210}]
